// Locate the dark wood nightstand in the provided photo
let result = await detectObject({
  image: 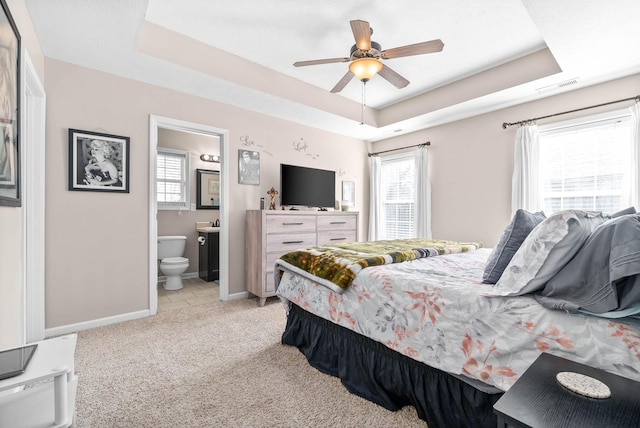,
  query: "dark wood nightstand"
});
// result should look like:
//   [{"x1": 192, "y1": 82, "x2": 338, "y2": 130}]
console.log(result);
[{"x1": 493, "y1": 352, "x2": 640, "y2": 427}]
